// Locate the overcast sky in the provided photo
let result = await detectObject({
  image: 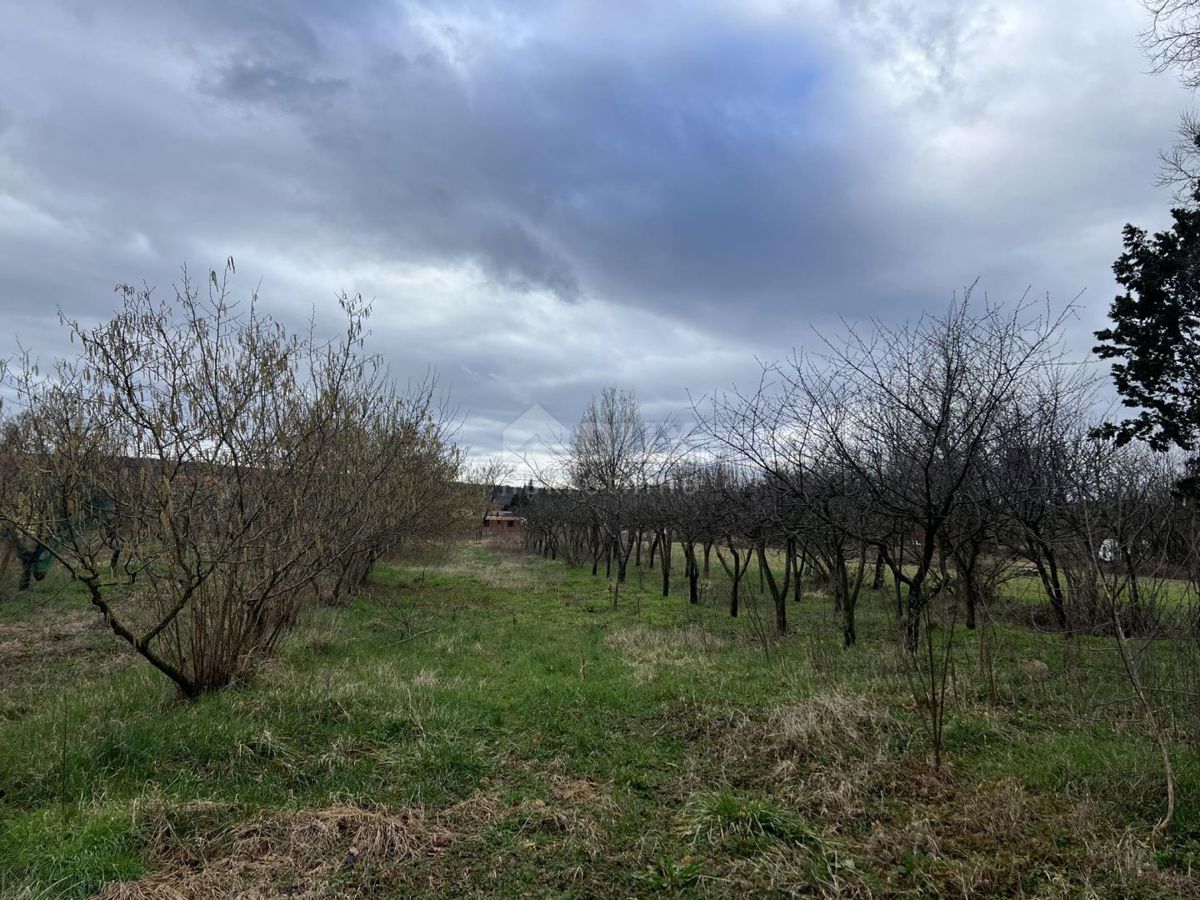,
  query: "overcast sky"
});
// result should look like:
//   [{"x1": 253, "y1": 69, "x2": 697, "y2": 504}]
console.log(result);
[{"x1": 0, "y1": 0, "x2": 1192, "y2": 465}]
